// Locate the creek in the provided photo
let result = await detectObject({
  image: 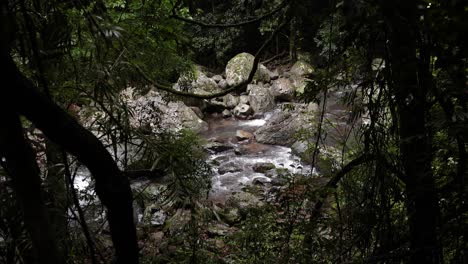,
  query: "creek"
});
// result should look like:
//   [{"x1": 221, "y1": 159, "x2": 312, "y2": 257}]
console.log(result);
[{"x1": 201, "y1": 109, "x2": 311, "y2": 203}]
